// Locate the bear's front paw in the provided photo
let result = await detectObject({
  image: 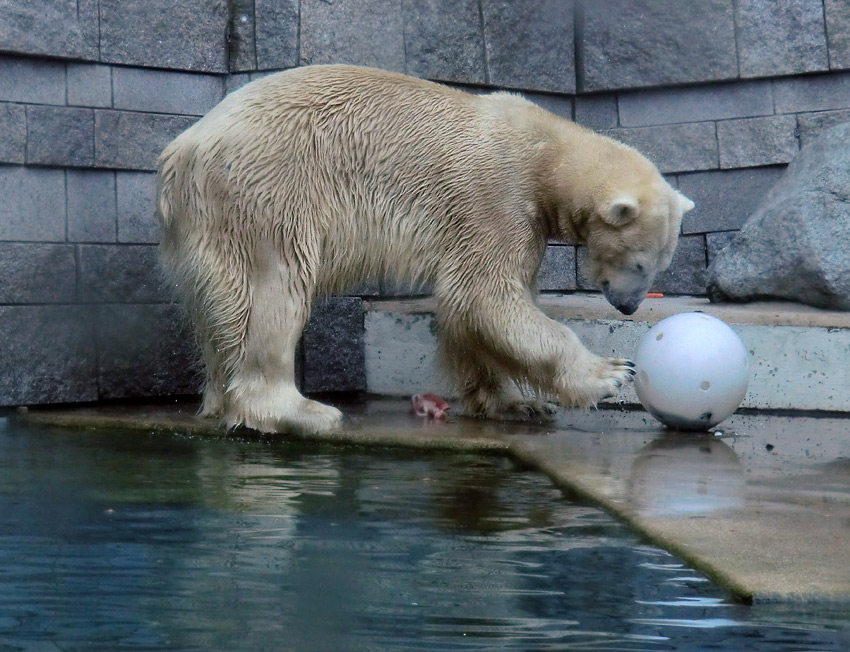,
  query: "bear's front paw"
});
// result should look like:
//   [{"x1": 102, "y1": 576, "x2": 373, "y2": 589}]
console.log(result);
[
  {"x1": 597, "y1": 358, "x2": 636, "y2": 401},
  {"x1": 557, "y1": 355, "x2": 636, "y2": 408},
  {"x1": 502, "y1": 399, "x2": 559, "y2": 421}
]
